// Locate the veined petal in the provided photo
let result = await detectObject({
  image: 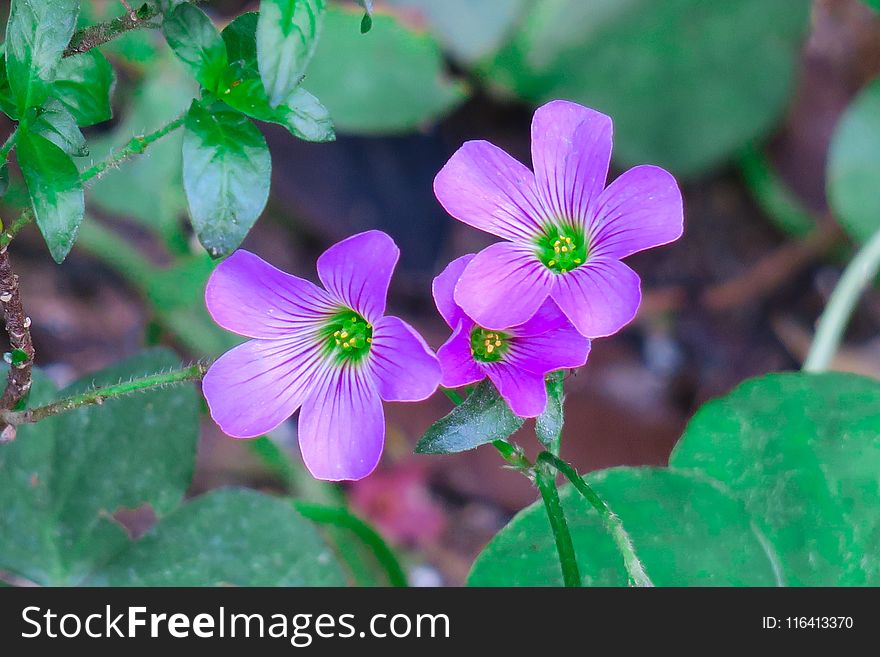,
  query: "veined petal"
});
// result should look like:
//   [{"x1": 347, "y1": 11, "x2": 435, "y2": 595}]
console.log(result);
[
  {"x1": 589, "y1": 165, "x2": 683, "y2": 259},
  {"x1": 298, "y1": 363, "x2": 385, "y2": 481},
  {"x1": 507, "y1": 325, "x2": 591, "y2": 375},
  {"x1": 432, "y1": 254, "x2": 475, "y2": 329},
  {"x1": 317, "y1": 230, "x2": 399, "y2": 324},
  {"x1": 370, "y1": 315, "x2": 441, "y2": 402},
  {"x1": 434, "y1": 140, "x2": 546, "y2": 242},
  {"x1": 508, "y1": 296, "x2": 571, "y2": 337},
  {"x1": 206, "y1": 250, "x2": 337, "y2": 340},
  {"x1": 551, "y1": 258, "x2": 641, "y2": 338},
  {"x1": 531, "y1": 100, "x2": 613, "y2": 229},
  {"x1": 454, "y1": 242, "x2": 554, "y2": 330},
  {"x1": 485, "y1": 363, "x2": 548, "y2": 418},
  {"x1": 437, "y1": 320, "x2": 484, "y2": 389},
  {"x1": 202, "y1": 335, "x2": 325, "y2": 438}
]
